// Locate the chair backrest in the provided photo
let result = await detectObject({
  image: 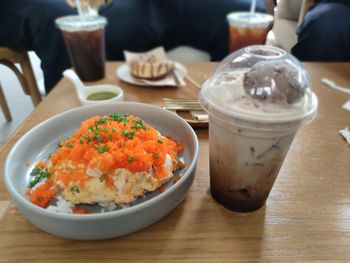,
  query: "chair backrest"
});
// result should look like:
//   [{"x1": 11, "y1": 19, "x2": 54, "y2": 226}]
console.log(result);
[
  {"x1": 0, "y1": 47, "x2": 42, "y2": 107},
  {"x1": 0, "y1": 47, "x2": 42, "y2": 121}
]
